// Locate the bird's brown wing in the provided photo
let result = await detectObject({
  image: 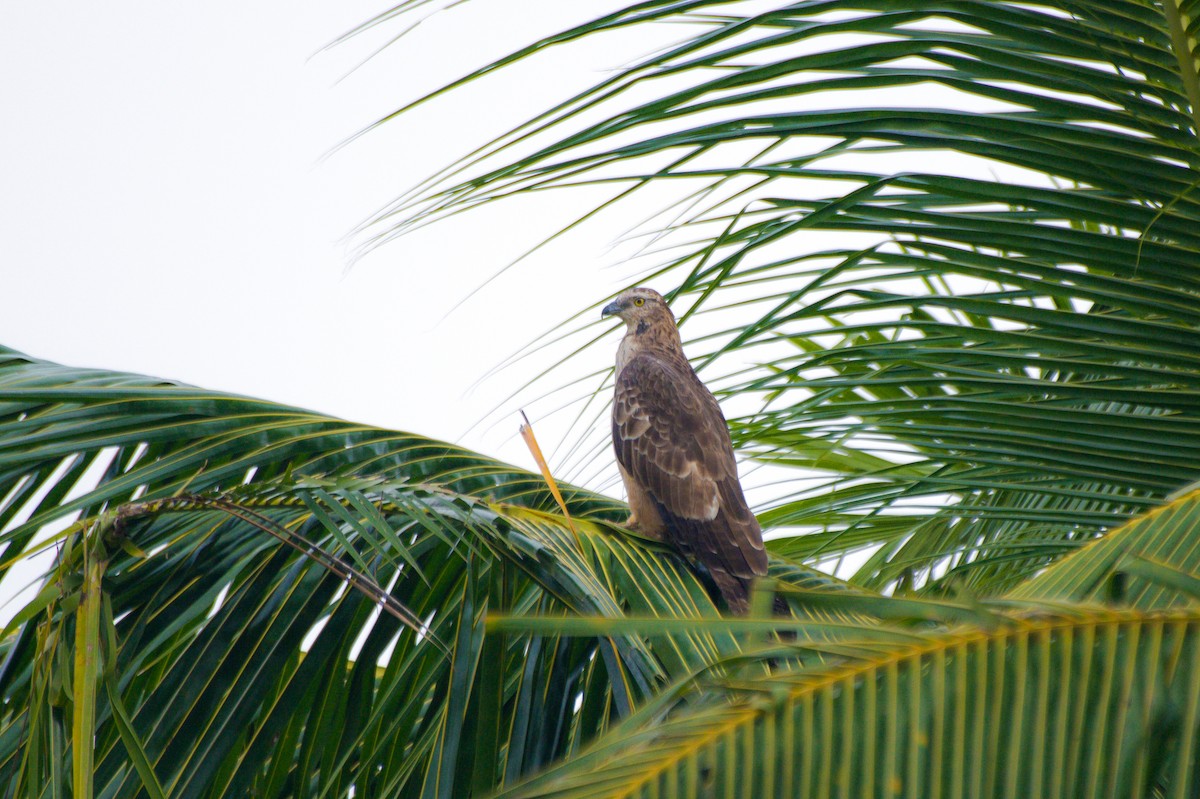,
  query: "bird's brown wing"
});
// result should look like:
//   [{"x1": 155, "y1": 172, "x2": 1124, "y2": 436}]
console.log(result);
[{"x1": 612, "y1": 353, "x2": 767, "y2": 594}]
